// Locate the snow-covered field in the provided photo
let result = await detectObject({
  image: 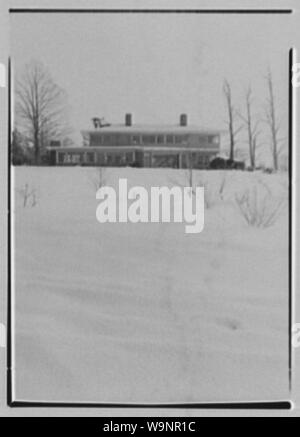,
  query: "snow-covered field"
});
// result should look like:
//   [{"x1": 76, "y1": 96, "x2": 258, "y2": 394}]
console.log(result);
[{"x1": 12, "y1": 167, "x2": 289, "y2": 403}]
